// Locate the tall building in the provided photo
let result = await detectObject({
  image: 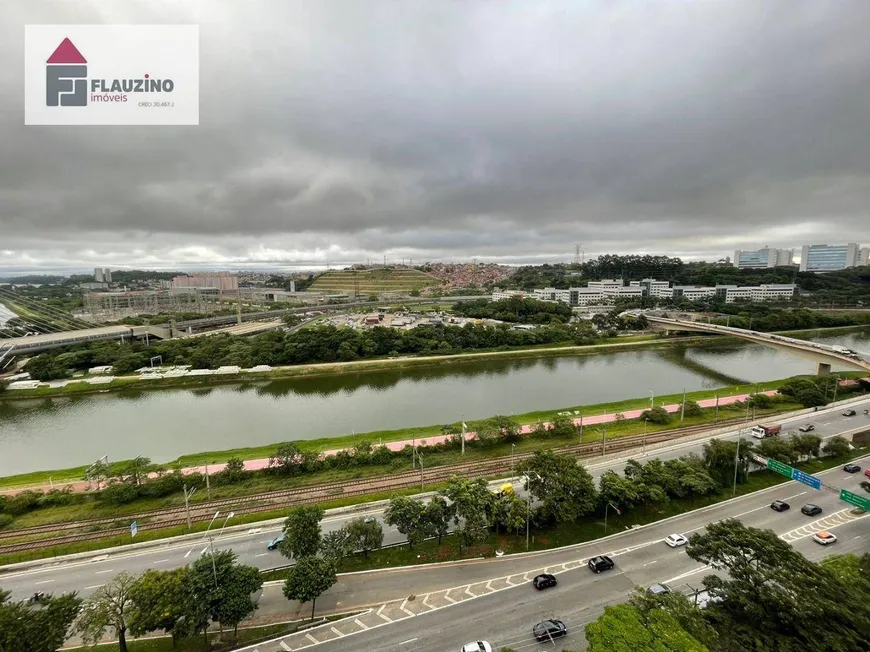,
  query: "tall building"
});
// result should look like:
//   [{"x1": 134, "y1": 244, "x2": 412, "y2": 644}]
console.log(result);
[
  {"x1": 799, "y1": 243, "x2": 861, "y2": 272},
  {"x1": 103, "y1": 268, "x2": 112, "y2": 283},
  {"x1": 171, "y1": 273, "x2": 239, "y2": 292},
  {"x1": 860, "y1": 247, "x2": 870, "y2": 266},
  {"x1": 94, "y1": 268, "x2": 103, "y2": 283},
  {"x1": 732, "y1": 248, "x2": 793, "y2": 269}
]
